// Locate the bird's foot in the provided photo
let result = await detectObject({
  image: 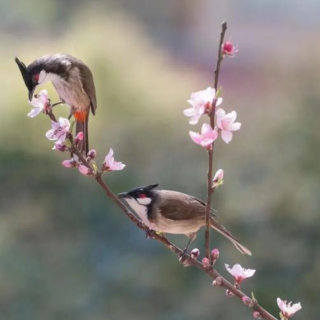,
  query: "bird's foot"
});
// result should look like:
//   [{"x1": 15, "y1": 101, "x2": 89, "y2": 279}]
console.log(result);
[
  {"x1": 179, "y1": 249, "x2": 191, "y2": 267},
  {"x1": 145, "y1": 228, "x2": 156, "y2": 239},
  {"x1": 51, "y1": 101, "x2": 64, "y2": 108}
]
